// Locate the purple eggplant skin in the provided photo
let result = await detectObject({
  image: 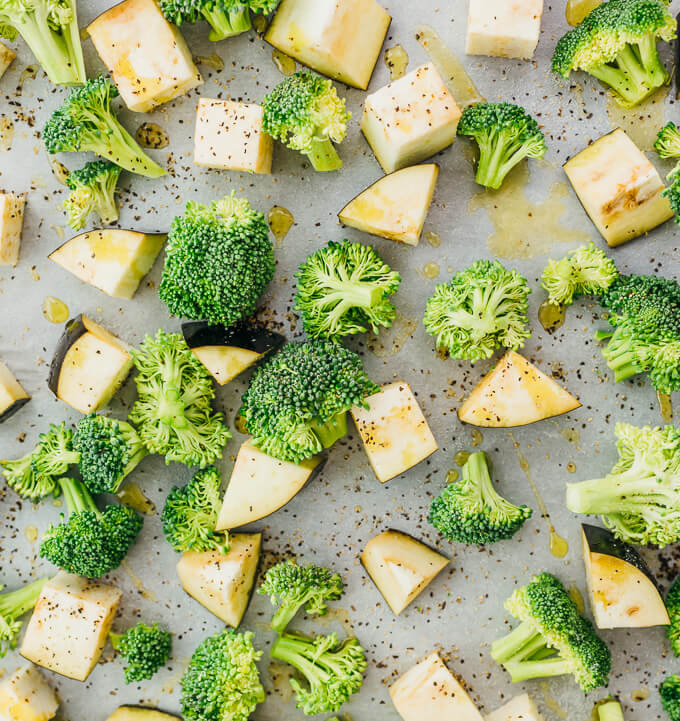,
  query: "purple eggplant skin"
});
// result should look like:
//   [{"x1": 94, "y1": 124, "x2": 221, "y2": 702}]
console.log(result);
[
  {"x1": 181, "y1": 320, "x2": 286, "y2": 356},
  {"x1": 0, "y1": 395, "x2": 30, "y2": 424},
  {"x1": 47, "y1": 314, "x2": 88, "y2": 398}
]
